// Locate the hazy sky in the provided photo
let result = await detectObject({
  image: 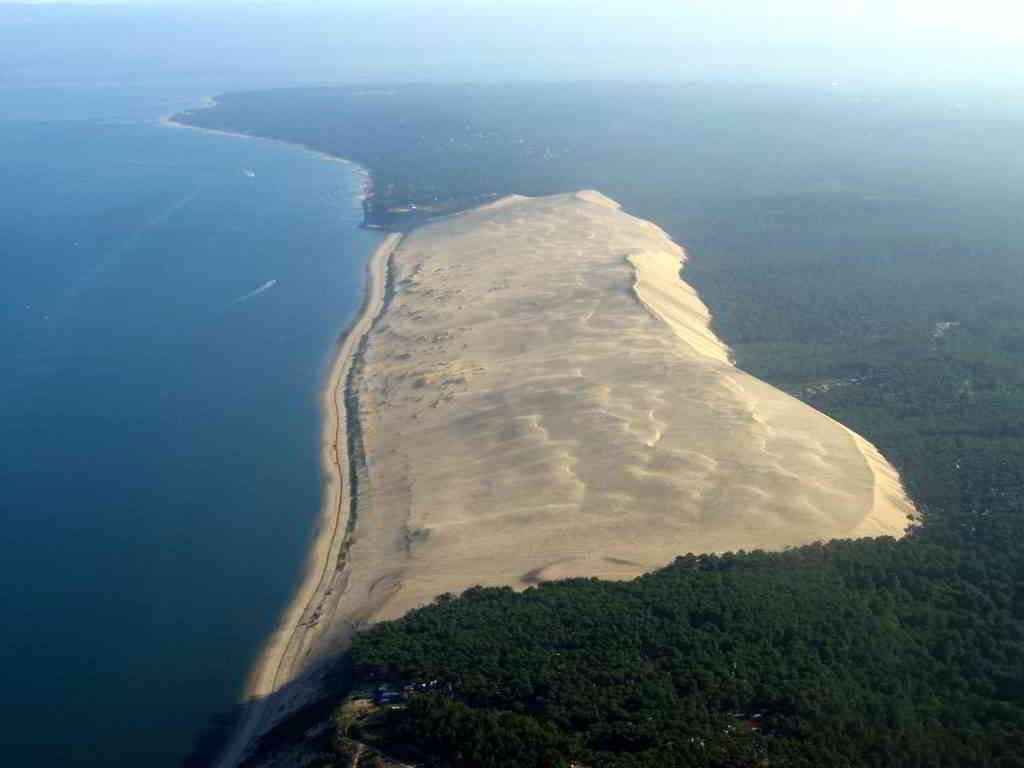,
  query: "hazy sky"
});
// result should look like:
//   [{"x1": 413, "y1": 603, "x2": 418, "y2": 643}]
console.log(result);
[
  {"x1": 2, "y1": 0, "x2": 1019, "y2": 43},
  {"x1": 1, "y1": 1, "x2": 1021, "y2": 87}
]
